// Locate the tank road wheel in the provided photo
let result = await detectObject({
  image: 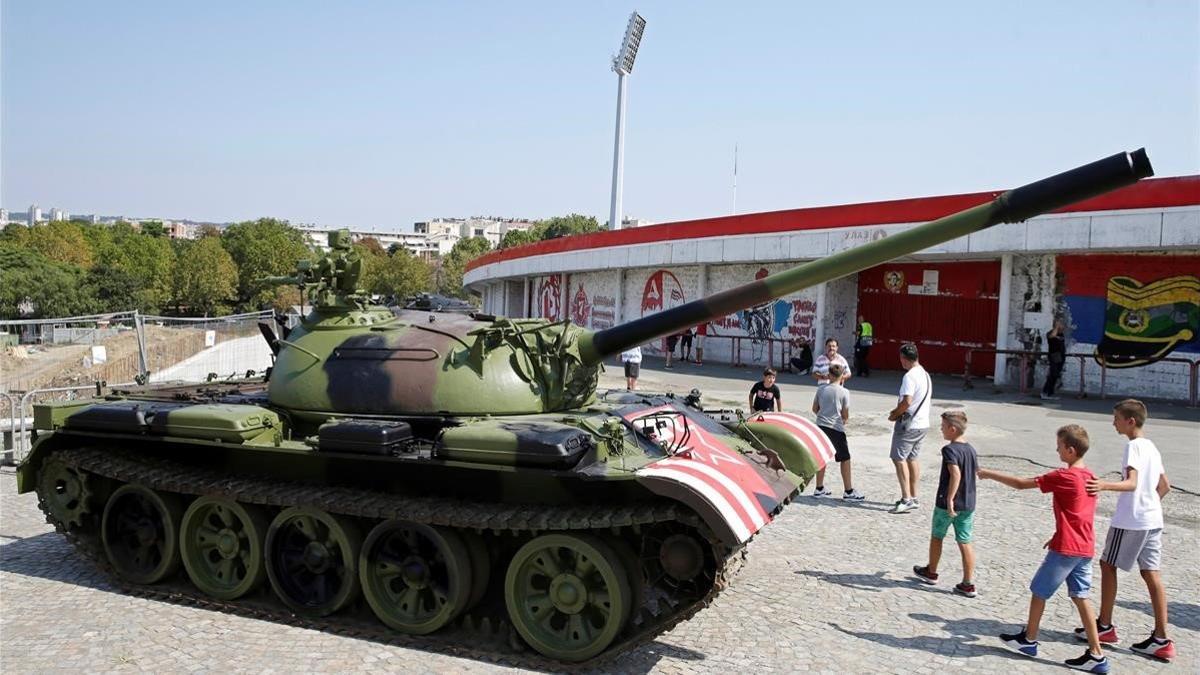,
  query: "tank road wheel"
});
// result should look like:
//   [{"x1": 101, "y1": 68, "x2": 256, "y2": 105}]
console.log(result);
[
  {"x1": 505, "y1": 533, "x2": 633, "y2": 662},
  {"x1": 359, "y1": 521, "x2": 473, "y2": 634},
  {"x1": 180, "y1": 497, "x2": 270, "y2": 600},
  {"x1": 101, "y1": 484, "x2": 183, "y2": 584},
  {"x1": 265, "y1": 506, "x2": 362, "y2": 616},
  {"x1": 37, "y1": 458, "x2": 93, "y2": 529}
]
